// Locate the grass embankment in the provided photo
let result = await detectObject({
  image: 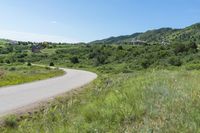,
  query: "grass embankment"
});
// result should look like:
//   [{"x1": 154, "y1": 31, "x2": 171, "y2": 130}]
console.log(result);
[
  {"x1": 1, "y1": 70, "x2": 199, "y2": 132},
  {"x1": 0, "y1": 64, "x2": 64, "y2": 87}
]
